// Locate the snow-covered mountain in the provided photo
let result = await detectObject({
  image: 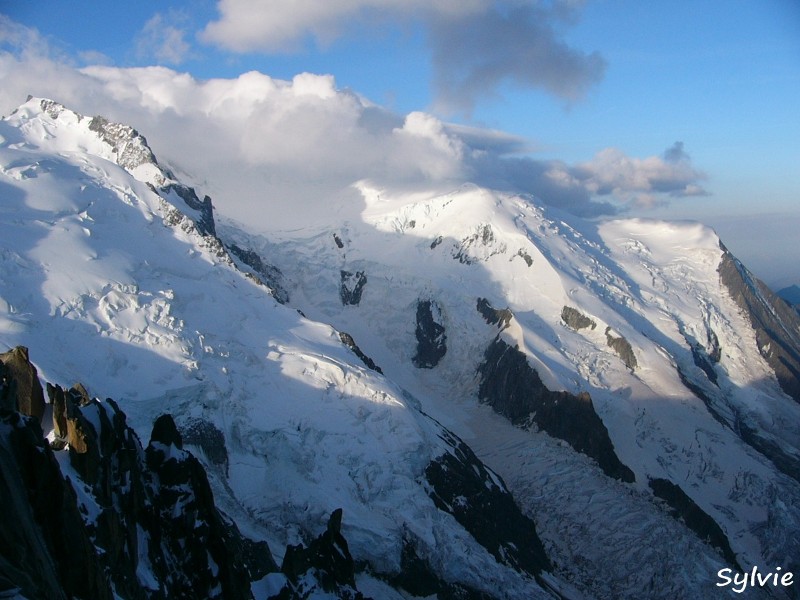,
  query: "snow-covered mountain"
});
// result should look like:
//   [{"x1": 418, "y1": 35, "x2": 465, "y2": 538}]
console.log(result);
[{"x1": 1, "y1": 97, "x2": 799, "y2": 599}]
